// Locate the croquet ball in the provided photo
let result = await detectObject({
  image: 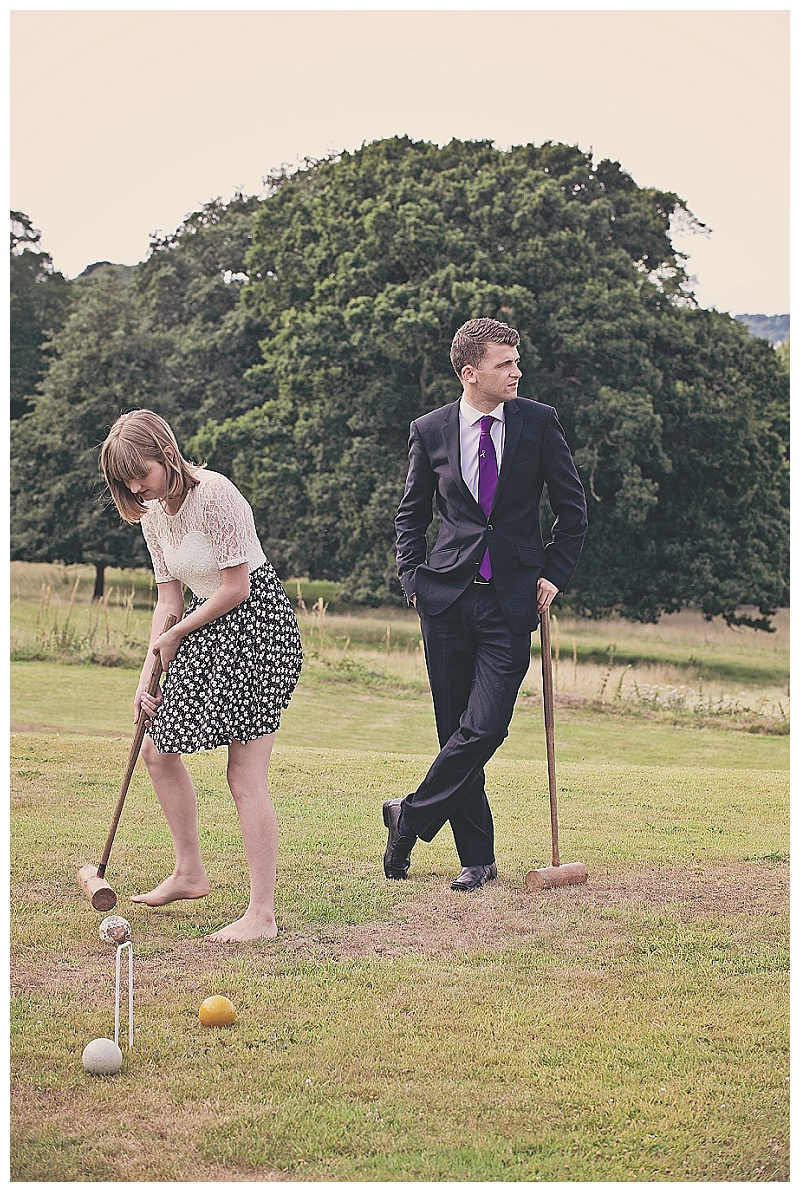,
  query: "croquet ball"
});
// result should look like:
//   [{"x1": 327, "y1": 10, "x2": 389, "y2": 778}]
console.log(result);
[
  {"x1": 198, "y1": 995, "x2": 237, "y2": 1027},
  {"x1": 98, "y1": 915, "x2": 132, "y2": 945},
  {"x1": 82, "y1": 1038, "x2": 123, "y2": 1076}
]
